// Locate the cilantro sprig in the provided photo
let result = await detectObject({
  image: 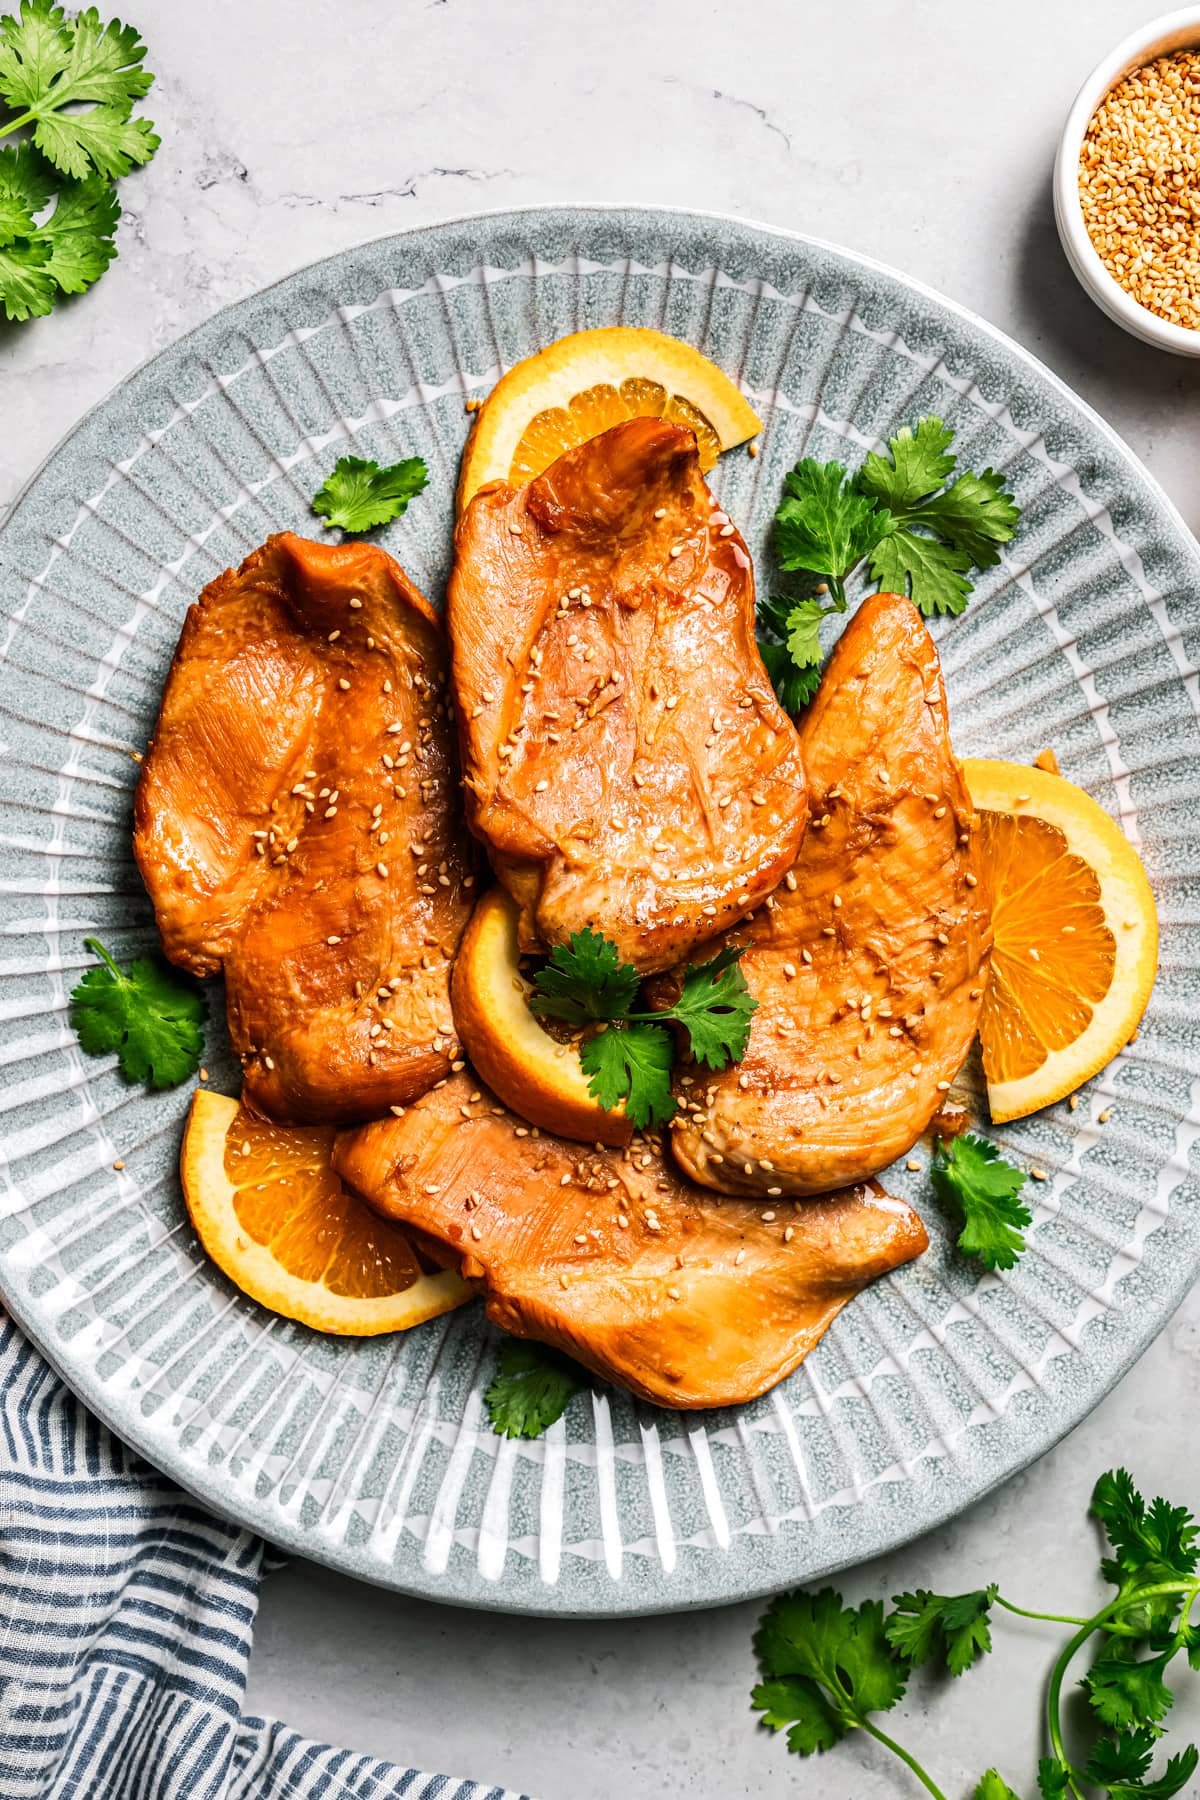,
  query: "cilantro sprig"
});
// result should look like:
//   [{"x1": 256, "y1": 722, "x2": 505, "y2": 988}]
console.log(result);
[
  {"x1": 528, "y1": 929, "x2": 757, "y2": 1130},
  {"x1": 484, "y1": 1338, "x2": 585, "y2": 1439},
  {"x1": 70, "y1": 935, "x2": 205, "y2": 1088},
  {"x1": 758, "y1": 416, "x2": 1019, "y2": 714},
  {"x1": 930, "y1": 1131, "x2": 1032, "y2": 1271},
  {"x1": 0, "y1": 0, "x2": 158, "y2": 321},
  {"x1": 311, "y1": 454, "x2": 429, "y2": 534},
  {"x1": 752, "y1": 1469, "x2": 1200, "y2": 1800}
]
